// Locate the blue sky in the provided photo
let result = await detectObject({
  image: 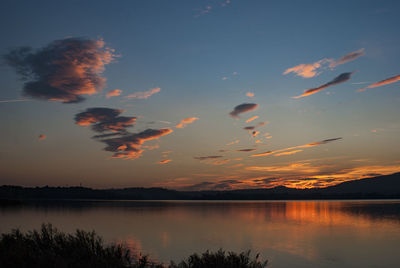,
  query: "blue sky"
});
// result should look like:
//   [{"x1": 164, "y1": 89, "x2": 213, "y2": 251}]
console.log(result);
[{"x1": 1, "y1": 0, "x2": 400, "y2": 189}]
